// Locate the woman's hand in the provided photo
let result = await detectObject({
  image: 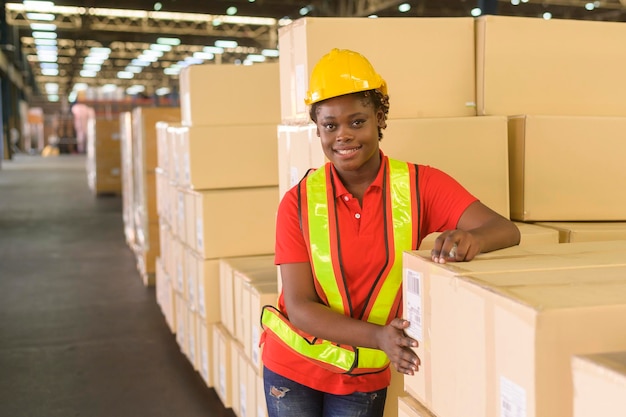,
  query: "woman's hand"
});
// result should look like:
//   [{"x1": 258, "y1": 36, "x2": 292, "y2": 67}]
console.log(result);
[{"x1": 375, "y1": 318, "x2": 420, "y2": 375}]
